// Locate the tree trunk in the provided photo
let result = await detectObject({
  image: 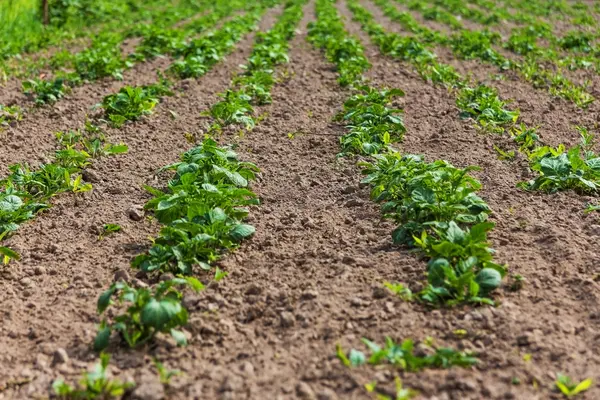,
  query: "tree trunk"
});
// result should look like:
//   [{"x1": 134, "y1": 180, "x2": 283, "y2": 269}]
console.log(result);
[{"x1": 42, "y1": 0, "x2": 49, "y2": 25}]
